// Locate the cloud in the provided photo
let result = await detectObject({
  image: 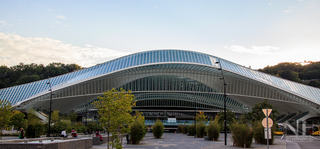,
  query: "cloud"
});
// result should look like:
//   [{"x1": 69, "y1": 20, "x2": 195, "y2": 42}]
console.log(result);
[
  {"x1": 56, "y1": 15, "x2": 66, "y2": 19},
  {"x1": 282, "y1": 10, "x2": 291, "y2": 13},
  {"x1": 55, "y1": 21, "x2": 69, "y2": 27},
  {"x1": 0, "y1": 33, "x2": 130, "y2": 67},
  {"x1": 0, "y1": 20, "x2": 11, "y2": 26},
  {"x1": 268, "y1": 2, "x2": 272, "y2": 6},
  {"x1": 223, "y1": 45, "x2": 279, "y2": 56}
]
